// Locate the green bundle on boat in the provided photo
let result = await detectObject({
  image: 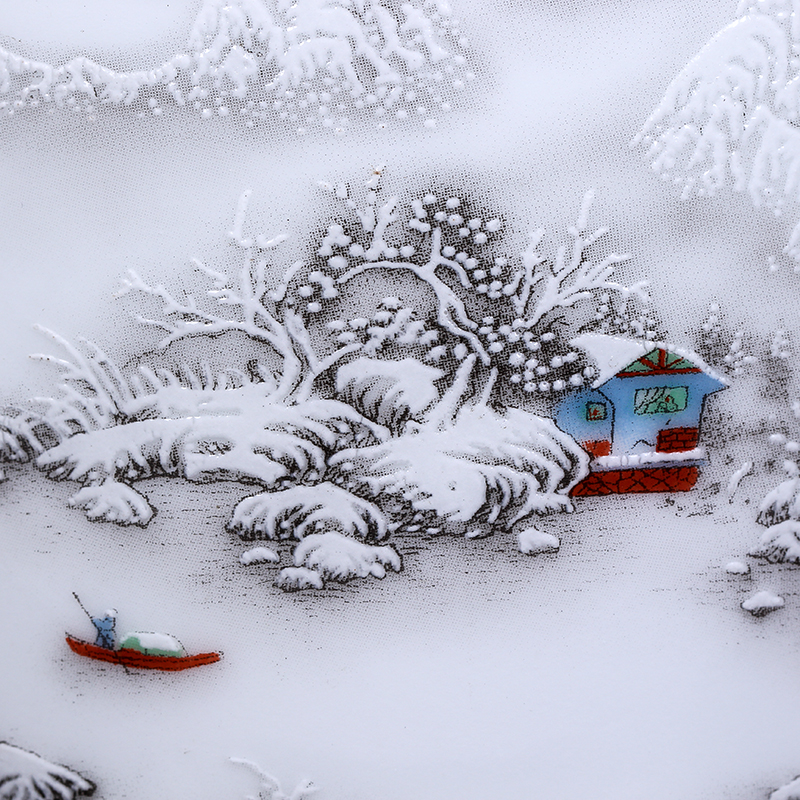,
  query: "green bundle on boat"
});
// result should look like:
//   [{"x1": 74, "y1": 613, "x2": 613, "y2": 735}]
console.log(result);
[{"x1": 119, "y1": 631, "x2": 187, "y2": 657}]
